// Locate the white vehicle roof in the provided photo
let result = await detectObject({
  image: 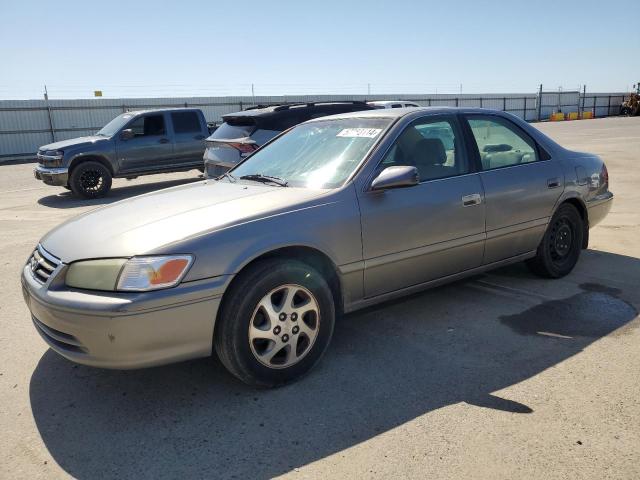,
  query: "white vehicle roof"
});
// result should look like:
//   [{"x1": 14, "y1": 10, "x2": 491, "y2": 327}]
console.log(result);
[{"x1": 367, "y1": 100, "x2": 420, "y2": 108}]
